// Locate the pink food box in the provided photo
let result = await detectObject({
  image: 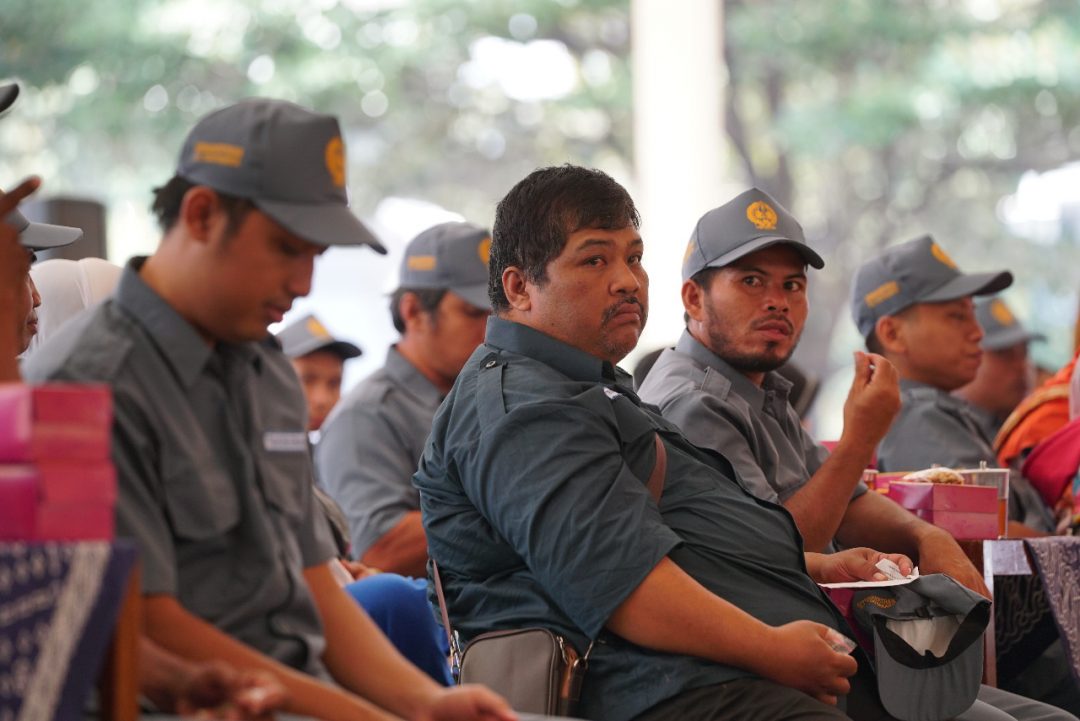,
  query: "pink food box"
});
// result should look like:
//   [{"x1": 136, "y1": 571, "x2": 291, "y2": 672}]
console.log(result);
[
  {"x1": 0, "y1": 461, "x2": 116, "y2": 504},
  {"x1": 887, "y1": 481, "x2": 996, "y2": 512},
  {"x1": 0, "y1": 383, "x2": 113, "y2": 462},
  {"x1": 0, "y1": 461, "x2": 116, "y2": 540},
  {"x1": 911, "y1": 509, "x2": 998, "y2": 540}
]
